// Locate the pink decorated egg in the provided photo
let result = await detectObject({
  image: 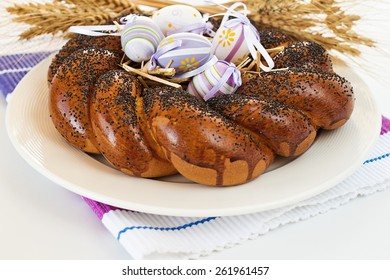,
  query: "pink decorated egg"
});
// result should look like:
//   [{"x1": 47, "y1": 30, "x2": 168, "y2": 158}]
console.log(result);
[
  {"x1": 187, "y1": 60, "x2": 242, "y2": 101},
  {"x1": 149, "y1": 33, "x2": 213, "y2": 78}
]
